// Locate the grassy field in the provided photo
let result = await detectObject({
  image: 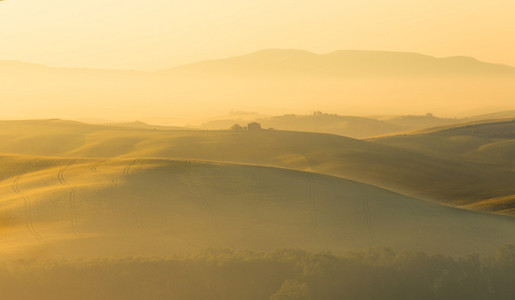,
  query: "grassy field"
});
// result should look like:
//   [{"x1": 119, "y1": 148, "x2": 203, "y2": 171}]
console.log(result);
[
  {"x1": 371, "y1": 119, "x2": 515, "y2": 213},
  {"x1": 0, "y1": 119, "x2": 513, "y2": 214},
  {"x1": 0, "y1": 154, "x2": 514, "y2": 259}
]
